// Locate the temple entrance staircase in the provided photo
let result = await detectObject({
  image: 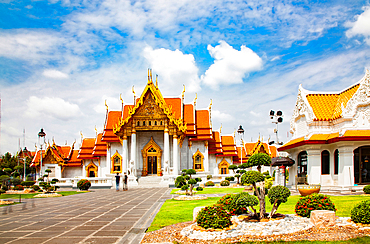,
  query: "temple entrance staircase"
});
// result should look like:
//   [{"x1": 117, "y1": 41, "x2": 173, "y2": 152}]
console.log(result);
[{"x1": 137, "y1": 176, "x2": 168, "y2": 188}]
